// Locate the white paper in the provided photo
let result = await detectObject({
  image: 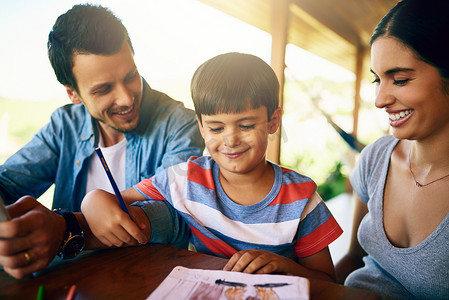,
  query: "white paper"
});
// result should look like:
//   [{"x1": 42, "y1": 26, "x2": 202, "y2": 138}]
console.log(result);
[{"x1": 147, "y1": 266, "x2": 309, "y2": 300}]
